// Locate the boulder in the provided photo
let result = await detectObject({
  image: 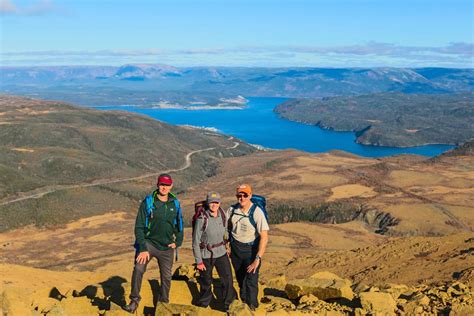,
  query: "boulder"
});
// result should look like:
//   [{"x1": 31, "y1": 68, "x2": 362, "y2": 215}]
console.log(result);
[
  {"x1": 266, "y1": 275, "x2": 287, "y2": 290},
  {"x1": 154, "y1": 302, "x2": 209, "y2": 316},
  {"x1": 285, "y1": 271, "x2": 354, "y2": 301},
  {"x1": 266, "y1": 310, "x2": 293, "y2": 315},
  {"x1": 228, "y1": 300, "x2": 253, "y2": 316},
  {"x1": 261, "y1": 295, "x2": 295, "y2": 311},
  {"x1": 174, "y1": 264, "x2": 198, "y2": 281},
  {"x1": 450, "y1": 301, "x2": 474, "y2": 315},
  {"x1": 57, "y1": 296, "x2": 100, "y2": 315},
  {"x1": 381, "y1": 284, "x2": 410, "y2": 300},
  {"x1": 359, "y1": 292, "x2": 396, "y2": 316},
  {"x1": 299, "y1": 294, "x2": 319, "y2": 306}
]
